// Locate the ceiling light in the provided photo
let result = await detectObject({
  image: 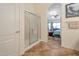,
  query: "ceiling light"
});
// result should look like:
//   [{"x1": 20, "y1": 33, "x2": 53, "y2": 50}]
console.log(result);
[{"x1": 49, "y1": 10, "x2": 57, "y2": 15}]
